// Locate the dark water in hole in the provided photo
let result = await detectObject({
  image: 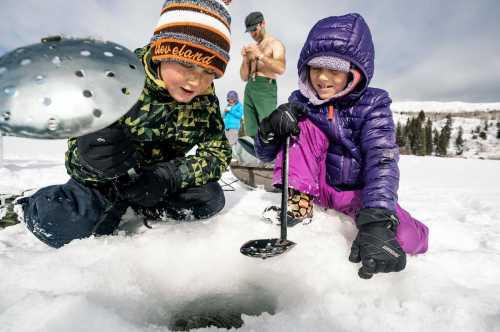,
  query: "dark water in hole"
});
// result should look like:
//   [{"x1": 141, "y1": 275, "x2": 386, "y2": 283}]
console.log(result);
[{"x1": 167, "y1": 288, "x2": 277, "y2": 331}]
